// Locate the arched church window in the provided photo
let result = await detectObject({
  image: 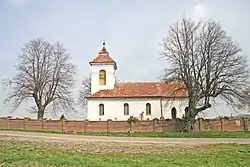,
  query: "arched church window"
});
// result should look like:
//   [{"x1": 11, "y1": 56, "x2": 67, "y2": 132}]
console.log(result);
[
  {"x1": 124, "y1": 103, "x2": 129, "y2": 115},
  {"x1": 99, "y1": 70, "x2": 106, "y2": 85},
  {"x1": 99, "y1": 104, "x2": 104, "y2": 115},
  {"x1": 146, "y1": 103, "x2": 151, "y2": 115},
  {"x1": 171, "y1": 107, "x2": 177, "y2": 119}
]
